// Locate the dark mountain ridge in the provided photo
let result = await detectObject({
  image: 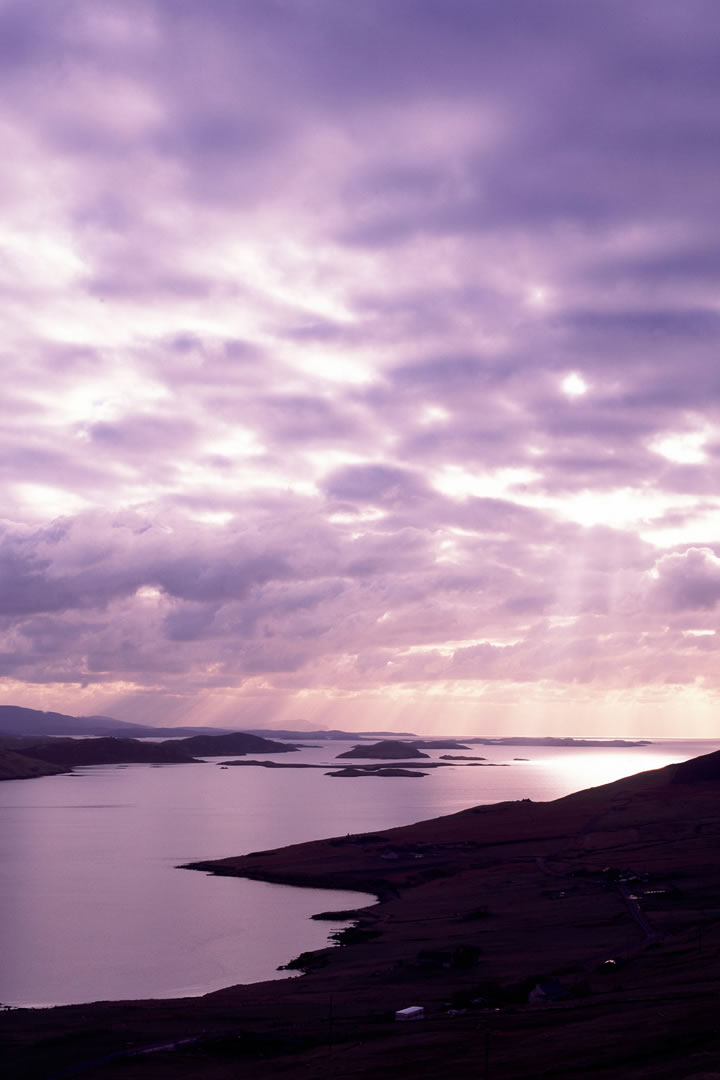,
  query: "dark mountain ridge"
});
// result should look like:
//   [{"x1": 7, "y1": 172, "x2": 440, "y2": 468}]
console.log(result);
[
  {"x1": 0, "y1": 704, "x2": 233, "y2": 739},
  {"x1": 0, "y1": 705, "x2": 144, "y2": 737}
]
